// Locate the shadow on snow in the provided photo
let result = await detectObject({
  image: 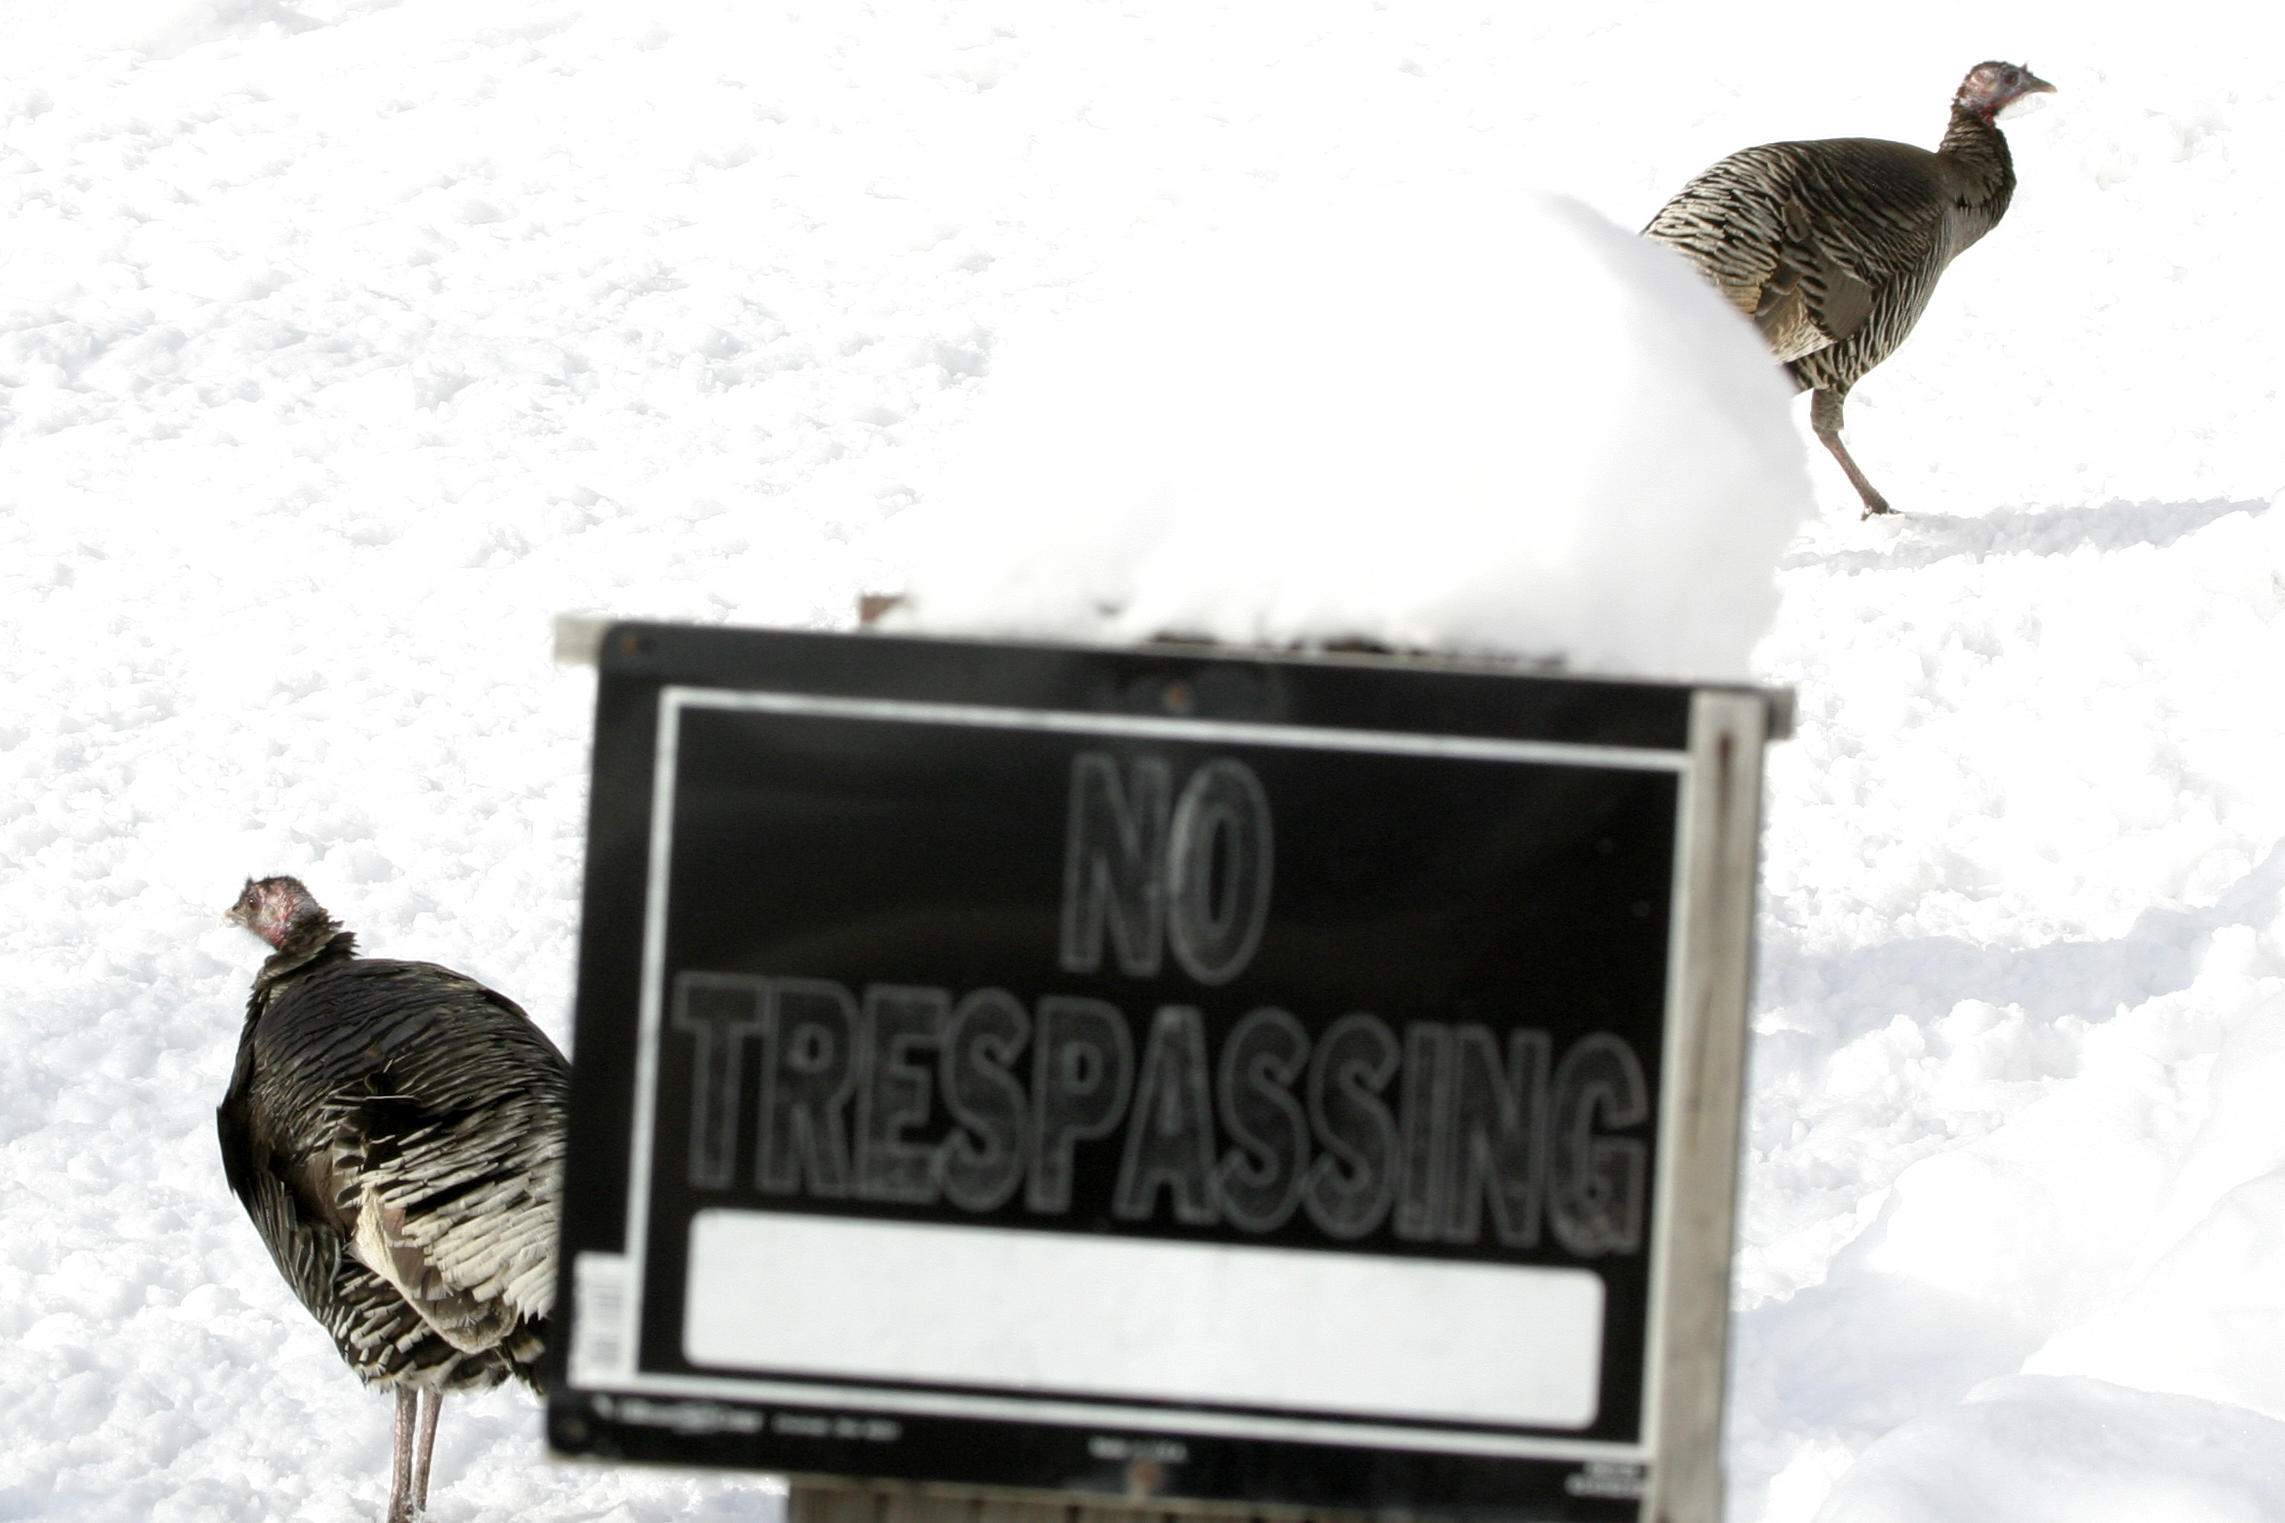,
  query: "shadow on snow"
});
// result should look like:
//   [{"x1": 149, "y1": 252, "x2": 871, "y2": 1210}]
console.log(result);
[
  {"x1": 1786, "y1": 497, "x2": 2268, "y2": 575},
  {"x1": 1755, "y1": 836, "x2": 2285, "y2": 1042}
]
